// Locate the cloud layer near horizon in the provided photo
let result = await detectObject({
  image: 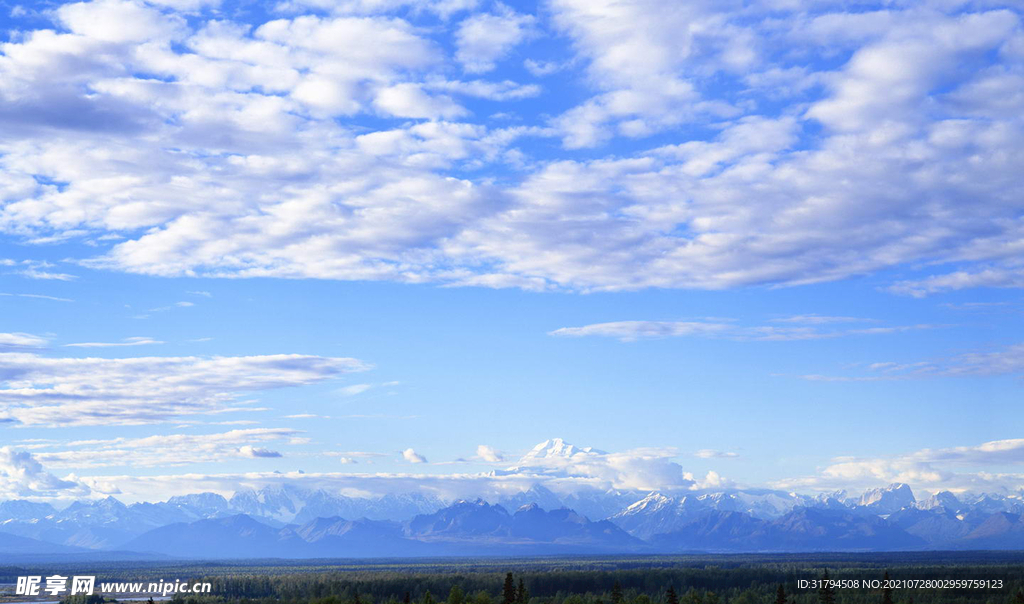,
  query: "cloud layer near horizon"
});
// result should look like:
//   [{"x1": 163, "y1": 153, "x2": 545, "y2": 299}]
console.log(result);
[
  {"x1": 6, "y1": 434, "x2": 1024, "y2": 503},
  {"x1": 0, "y1": 0, "x2": 1020, "y2": 293}
]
